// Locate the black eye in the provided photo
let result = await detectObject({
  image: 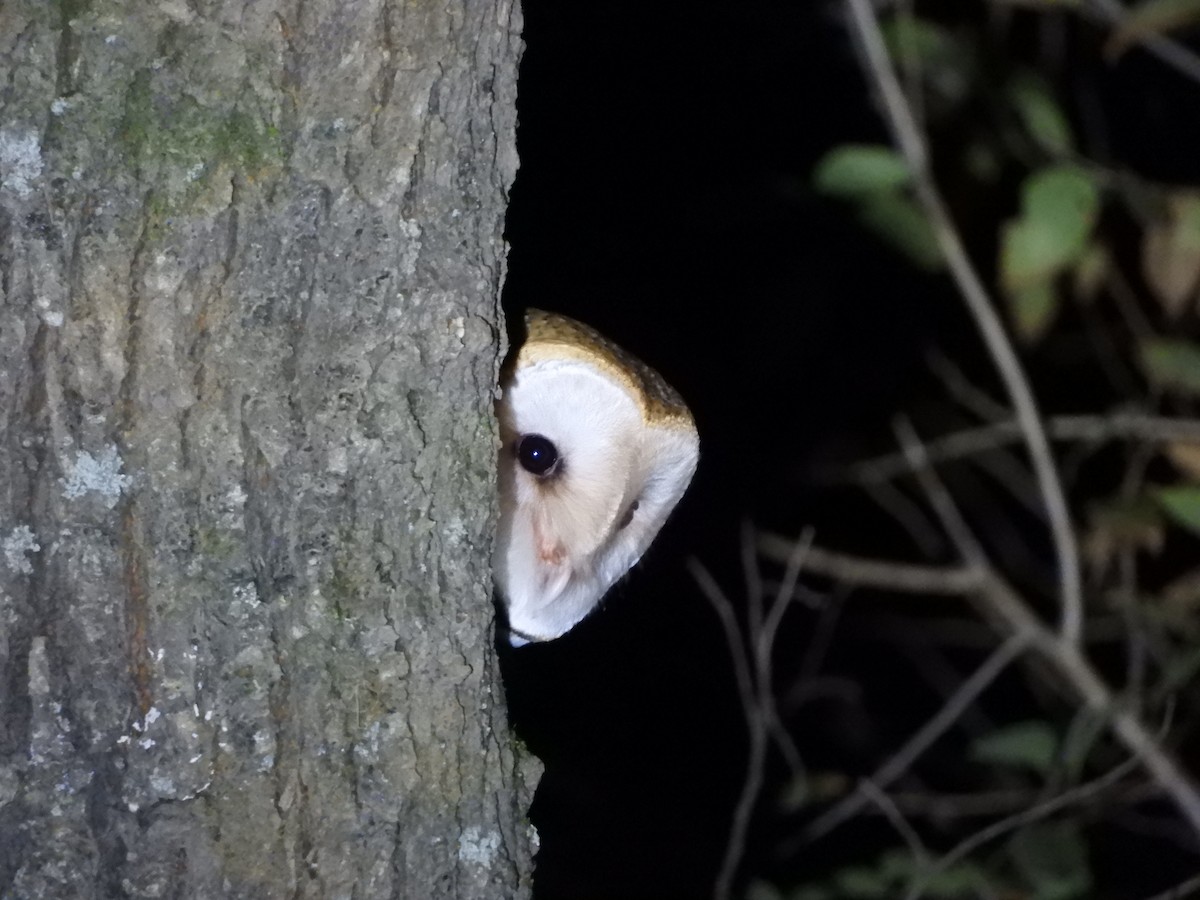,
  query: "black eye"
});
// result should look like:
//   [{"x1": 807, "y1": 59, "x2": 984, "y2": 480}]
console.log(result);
[{"x1": 516, "y1": 434, "x2": 559, "y2": 476}]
